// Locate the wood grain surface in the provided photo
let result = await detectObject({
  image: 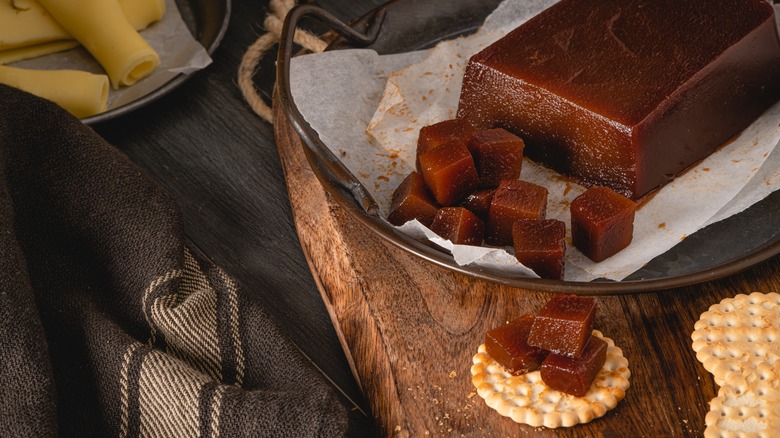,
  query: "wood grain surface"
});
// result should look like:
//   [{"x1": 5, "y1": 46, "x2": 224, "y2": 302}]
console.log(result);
[{"x1": 273, "y1": 95, "x2": 780, "y2": 436}]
